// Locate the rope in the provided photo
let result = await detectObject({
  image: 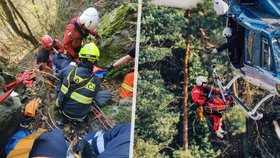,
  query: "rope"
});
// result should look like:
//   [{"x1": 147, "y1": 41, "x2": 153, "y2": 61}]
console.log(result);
[{"x1": 37, "y1": 108, "x2": 54, "y2": 130}]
